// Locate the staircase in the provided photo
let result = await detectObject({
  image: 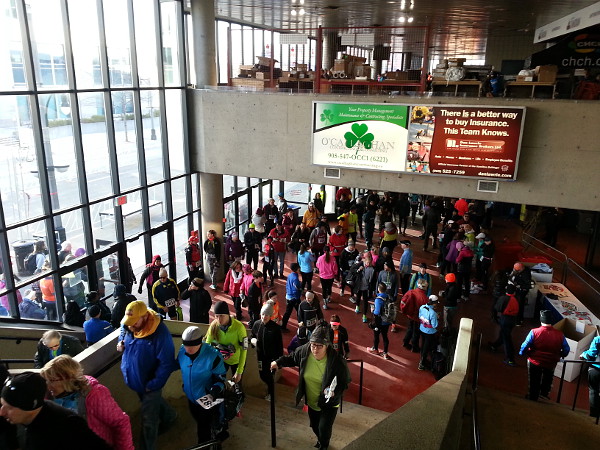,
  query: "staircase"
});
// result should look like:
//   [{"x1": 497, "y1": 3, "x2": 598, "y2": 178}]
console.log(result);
[
  {"x1": 471, "y1": 386, "x2": 600, "y2": 450},
  {"x1": 154, "y1": 383, "x2": 389, "y2": 450}
]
